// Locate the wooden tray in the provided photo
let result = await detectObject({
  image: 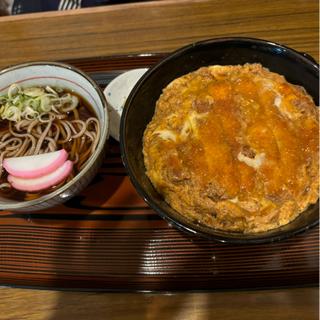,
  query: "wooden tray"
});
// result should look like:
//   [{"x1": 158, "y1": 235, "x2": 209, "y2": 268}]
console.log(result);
[{"x1": 0, "y1": 54, "x2": 318, "y2": 291}]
